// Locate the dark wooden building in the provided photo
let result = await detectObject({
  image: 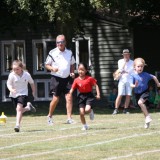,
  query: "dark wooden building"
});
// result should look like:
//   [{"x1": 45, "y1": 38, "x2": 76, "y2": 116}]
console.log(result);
[{"x1": 0, "y1": 17, "x2": 134, "y2": 106}]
